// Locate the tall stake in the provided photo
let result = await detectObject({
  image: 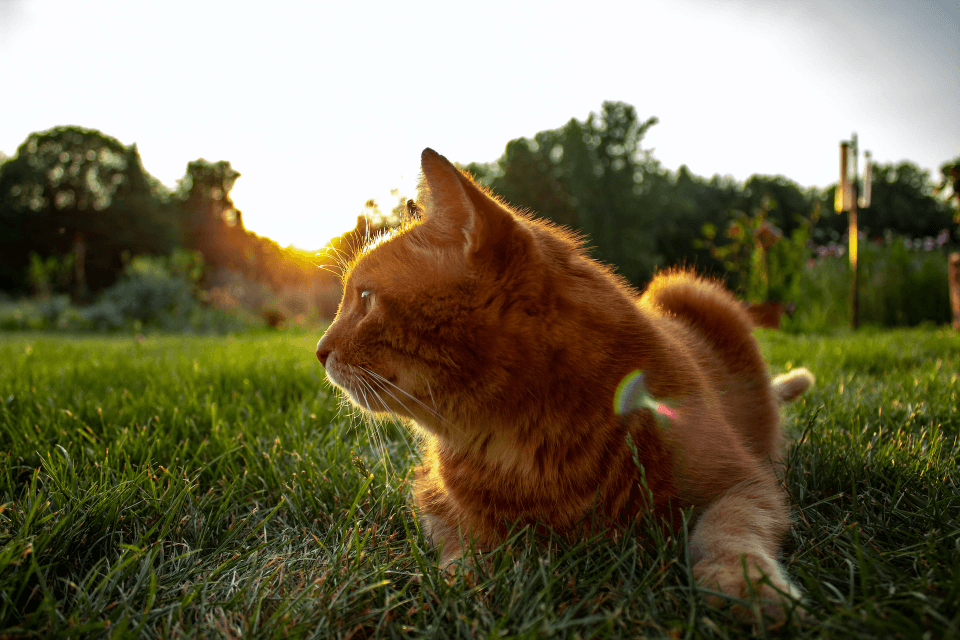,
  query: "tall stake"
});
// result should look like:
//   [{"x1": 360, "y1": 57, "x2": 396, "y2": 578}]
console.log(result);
[
  {"x1": 836, "y1": 134, "x2": 872, "y2": 329},
  {"x1": 849, "y1": 134, "x2": 859, "y2": 330},
  {"x1": 837, "y1": 136, "x2": 862, "y2": 329}
]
